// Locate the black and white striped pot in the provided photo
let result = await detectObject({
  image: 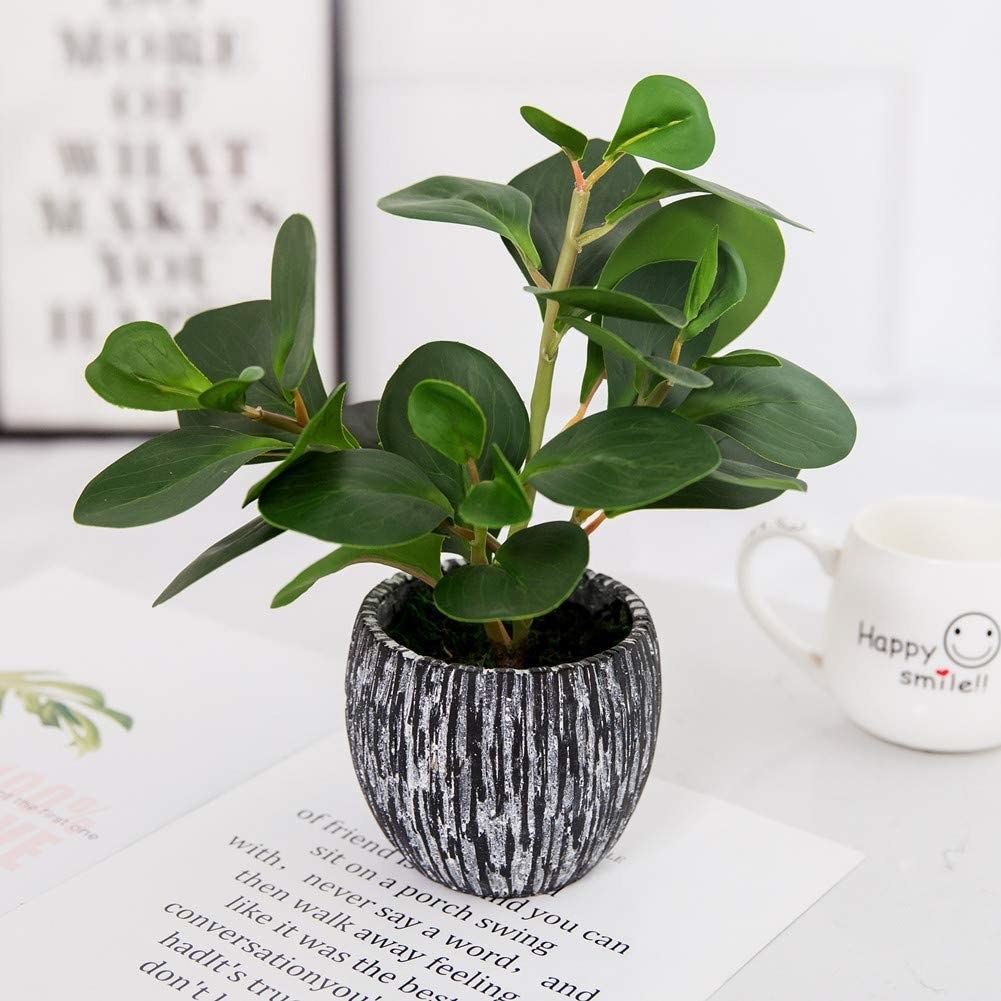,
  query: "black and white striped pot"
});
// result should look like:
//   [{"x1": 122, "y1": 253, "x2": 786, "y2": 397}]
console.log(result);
[{"x1": 345, "y1": 569, "x2": 661, "y2": 898}]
